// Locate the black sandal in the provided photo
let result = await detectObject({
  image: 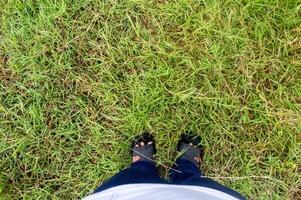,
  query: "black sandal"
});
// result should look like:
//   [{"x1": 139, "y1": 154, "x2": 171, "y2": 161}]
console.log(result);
[
  {"x1": 177, "y1": 132, "x2": 204, "y2": 167},
  {"x1": 131, "y1": 132, "x2": 156, "y2": 162}
]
